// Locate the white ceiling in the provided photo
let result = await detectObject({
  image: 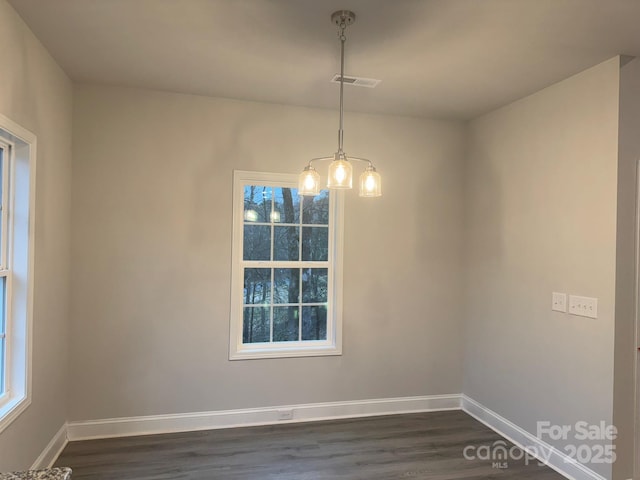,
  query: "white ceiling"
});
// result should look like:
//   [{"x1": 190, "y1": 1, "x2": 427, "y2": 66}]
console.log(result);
[{"x1": 8, "y1": 0, "x2": 640, "y2": 120}]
